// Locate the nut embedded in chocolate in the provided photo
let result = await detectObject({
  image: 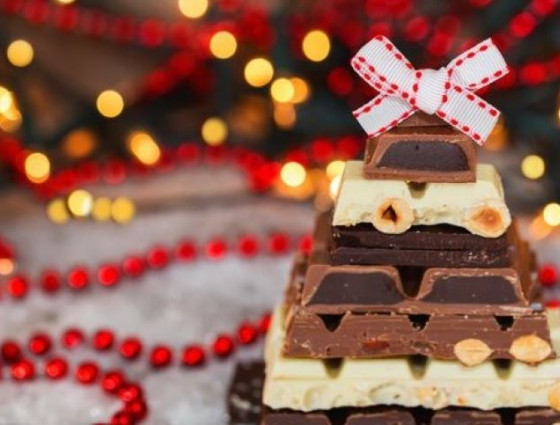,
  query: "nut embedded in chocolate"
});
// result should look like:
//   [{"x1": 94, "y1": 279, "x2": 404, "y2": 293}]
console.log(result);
[
  {"x1": 464, "y1": 204, "x2": 510, "y2": 238},
  {"x1": 509, "y1": 335, "x2": 553, "y2": 364},
  {"x1": 453, "y1": 338, "x2": 493, "y2": 367},
  {"x1": 372, "y1": 198, "x2": 414, "y2": 234}
]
